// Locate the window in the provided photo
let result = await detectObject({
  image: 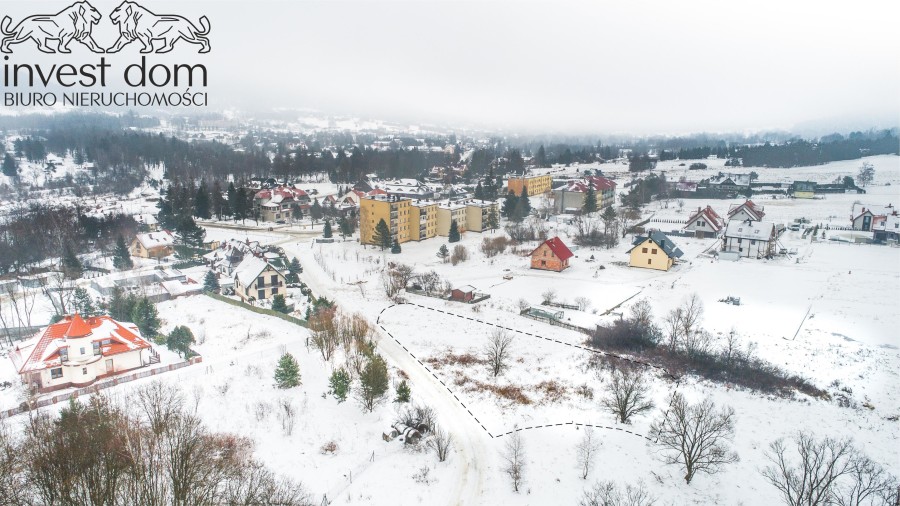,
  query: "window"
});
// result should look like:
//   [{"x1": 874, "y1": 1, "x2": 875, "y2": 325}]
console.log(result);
[
  {"x1": 258, "y1": 289, "x2": 265, "y2": 300},
  {"x1": 80, "y1": 347, "x2": 85, "y2": 355},
  {"x1": 272, "y1": 287, "x2": 278, "y2": 295},
  {"x1": 751, "y1": 240, "x2": 756, "y2": 245},
  {"x1": 93, "y1": 341, "x2": 100, "y2": 356},
  {"x1": 257, "y1": 276, "x2": 265, "y2": 287},
  {"x1": 541, "y1": 260, "x2": 546, "y2": 266},
  {"x1": 647, "y1": 259, "x2": 652, "y2": 265},
  {"x1": 60, "y1": 348, "x2": 68, "y2": 362},
  {"x1": 642, "y1": 247, "x2": 648, "y2": 253},
  {"x1": 50, "y1": 368, "x2": 63, "y2": 379},
  {"x1": 271, "y1": 274, "x2": 278, "y2": 285},
  {"x1": 737, "y1": 238, "x2": 742, "y2": 244},
  {"x1": 652, "y1": 249, "x2": 658, "y2": 254},
  {"x1": 82, "y1": 367, "x2": 88, "y2": 375}
]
